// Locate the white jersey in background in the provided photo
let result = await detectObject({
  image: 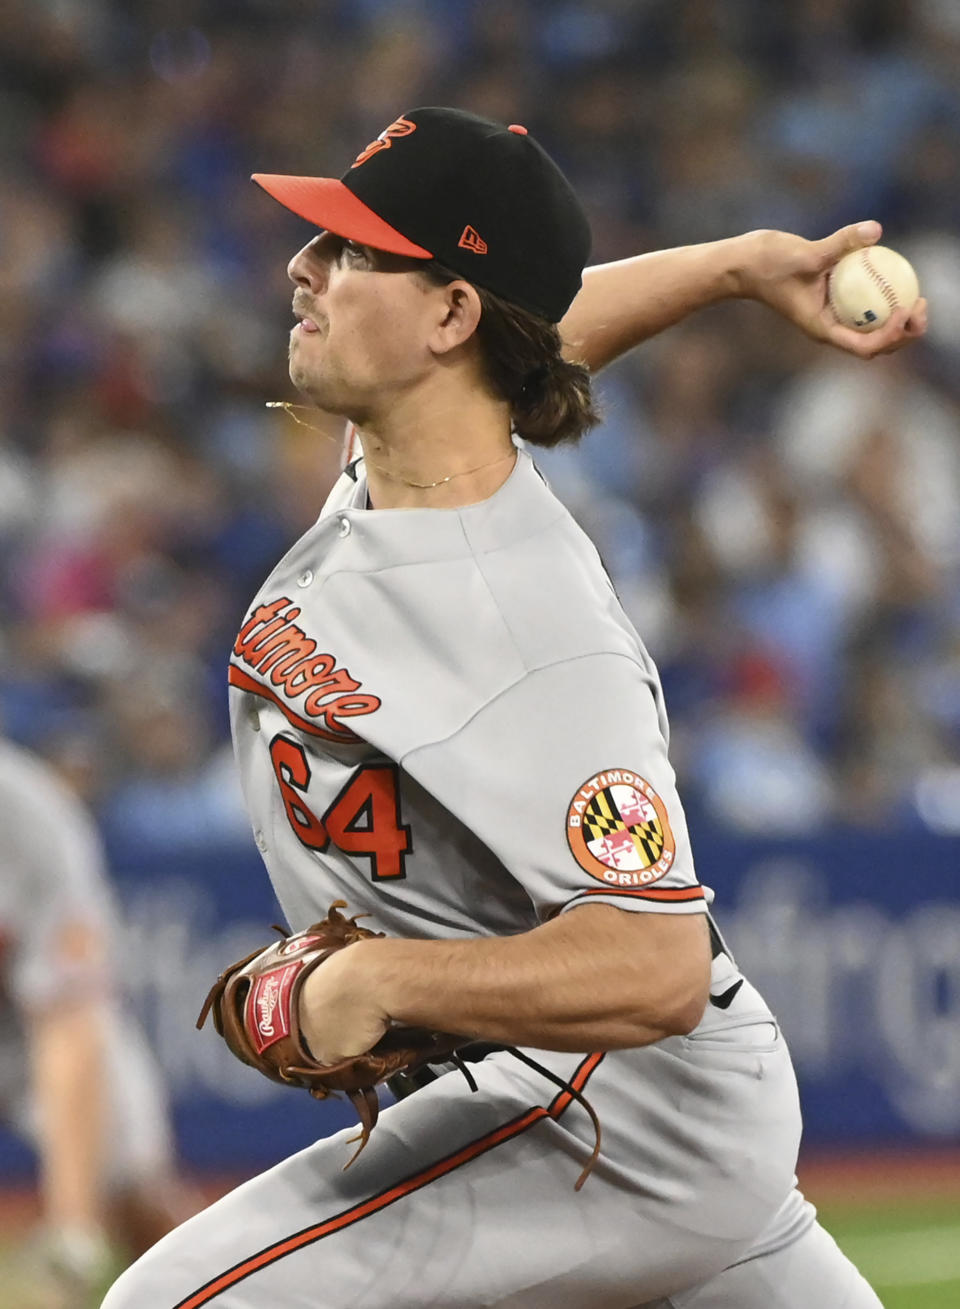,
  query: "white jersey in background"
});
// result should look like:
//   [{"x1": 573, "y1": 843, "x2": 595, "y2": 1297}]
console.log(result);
[{"x1": 0, "y1": 738, "x2": 174, "y2": 1186}]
